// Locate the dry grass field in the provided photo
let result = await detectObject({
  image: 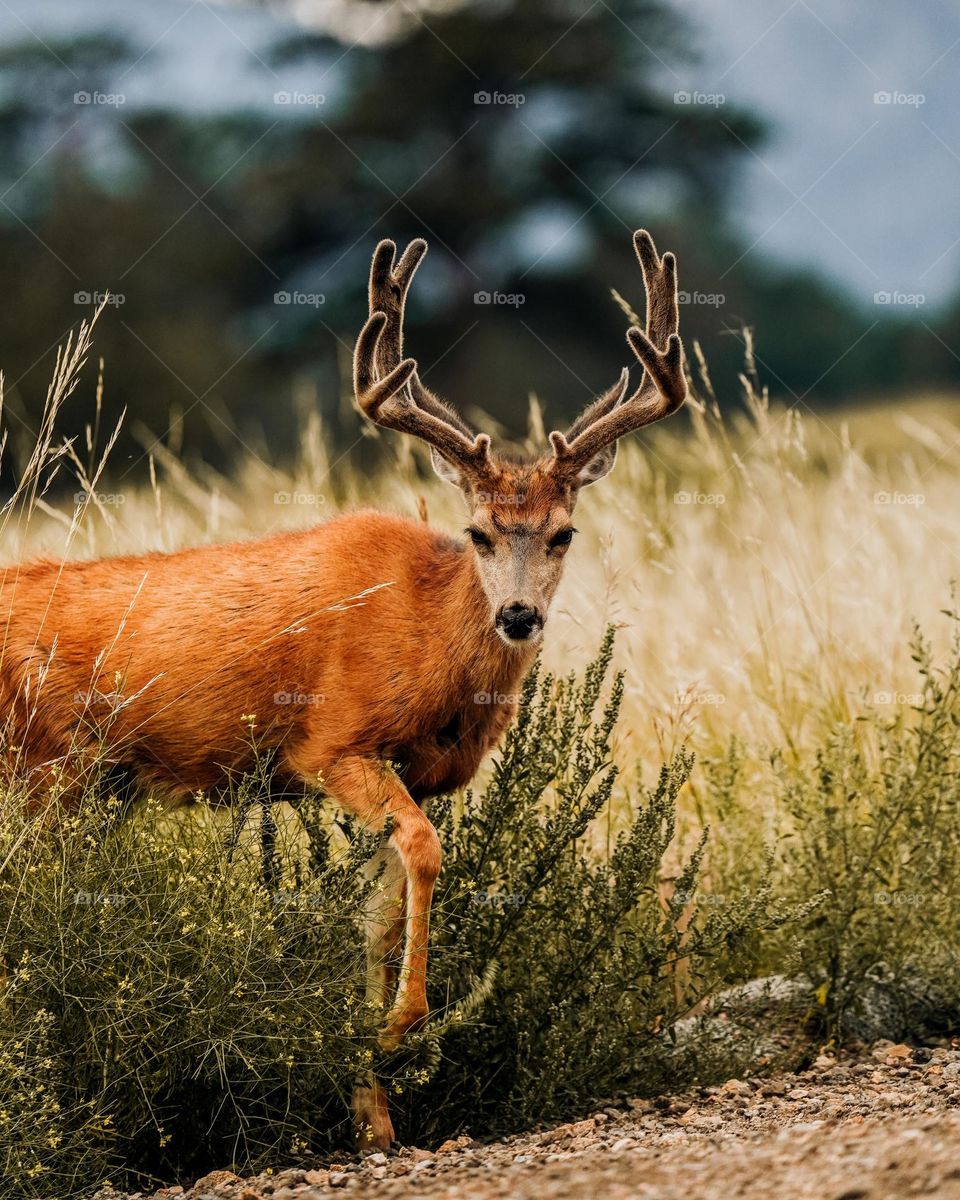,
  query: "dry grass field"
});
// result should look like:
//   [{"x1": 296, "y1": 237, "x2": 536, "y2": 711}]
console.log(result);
[{"x1": 9, "y1": 319, "x2": 960, "y2": 802}]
